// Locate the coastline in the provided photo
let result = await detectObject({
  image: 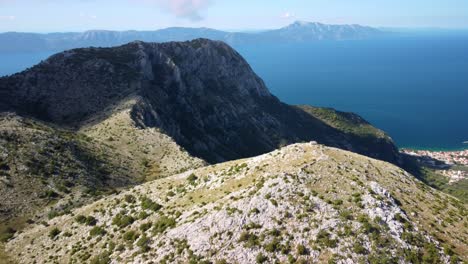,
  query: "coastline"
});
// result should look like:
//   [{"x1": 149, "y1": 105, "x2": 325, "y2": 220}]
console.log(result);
[{"x1": 399, "y1": 145, "x2": 468, "y2": 152}]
